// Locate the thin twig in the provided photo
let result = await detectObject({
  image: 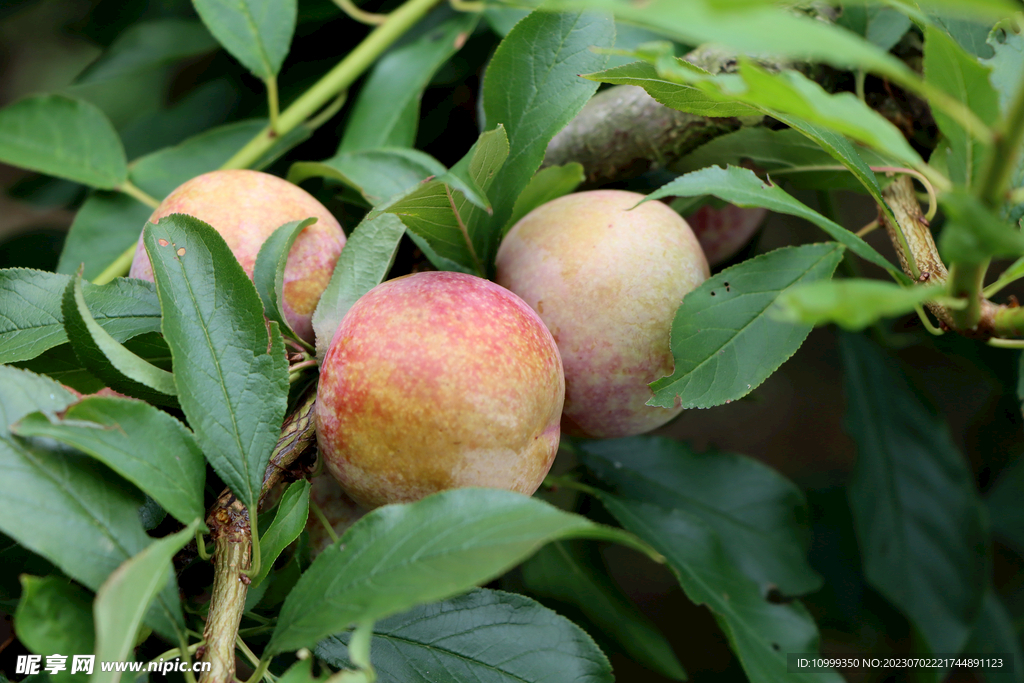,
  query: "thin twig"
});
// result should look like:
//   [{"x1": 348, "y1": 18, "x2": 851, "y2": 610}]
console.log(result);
[
  {"x1": 118, "y1": 180, "x2": 160, "y2": 209},
  {"x1": 332, "y1": 0, "x2": 389, "y2": 24}
]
